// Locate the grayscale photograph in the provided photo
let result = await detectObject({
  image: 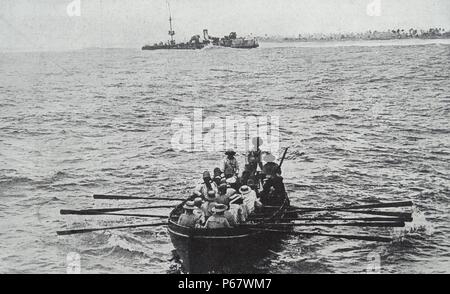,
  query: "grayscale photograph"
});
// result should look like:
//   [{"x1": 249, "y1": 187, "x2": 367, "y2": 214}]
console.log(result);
[{"x1": 0, "y1": 0, "x2": 449, "y2": 276}]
